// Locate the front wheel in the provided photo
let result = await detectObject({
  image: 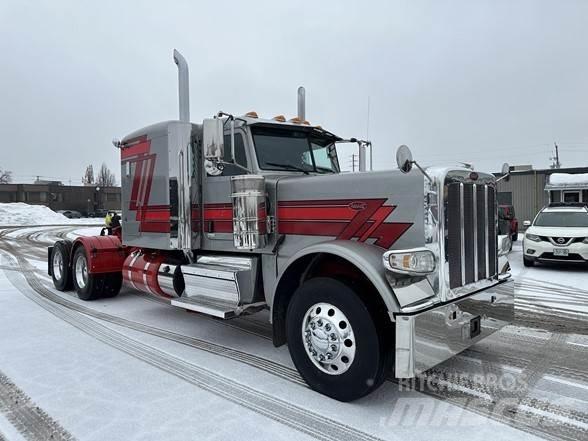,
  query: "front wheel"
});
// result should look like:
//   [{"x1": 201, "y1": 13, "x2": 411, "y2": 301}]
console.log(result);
[
  {"x1": 286, "y1": 277, "x2": 391, "y2": 402},
  {"x1": 523, "y1": 256, "x2": 534, "y2": 267}
]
